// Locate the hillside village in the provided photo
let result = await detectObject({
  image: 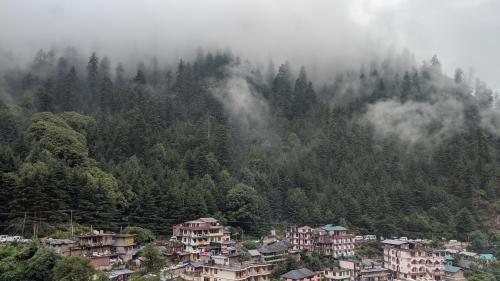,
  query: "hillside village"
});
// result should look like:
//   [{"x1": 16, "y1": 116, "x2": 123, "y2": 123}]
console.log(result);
[{"x1": 1, "y1": 217, "x2": 497, "y2": 281}]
